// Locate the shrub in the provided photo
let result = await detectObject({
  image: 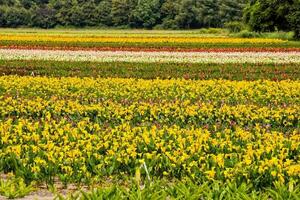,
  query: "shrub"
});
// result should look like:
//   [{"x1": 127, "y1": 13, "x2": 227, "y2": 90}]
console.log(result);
[
  {"x1": 224, "y1": 21, "x2": 245, "y2": 33},
  {"x1": 261, "y1": 31, "x2": 294, "y2": 40},
  {"x1": 159, "y1": 19, "x2": 179, "y2": 30},
  {"x1": 0, "y1": 6, "x2": 7, "y2": 26},
  {"x1": 4, "y1": 6, "x2": 30, "y2": 28}
]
